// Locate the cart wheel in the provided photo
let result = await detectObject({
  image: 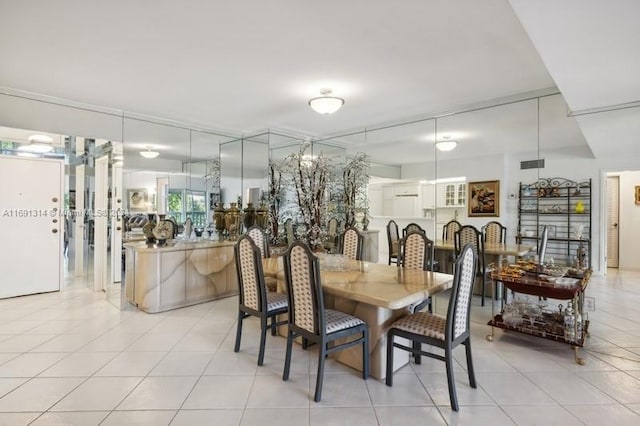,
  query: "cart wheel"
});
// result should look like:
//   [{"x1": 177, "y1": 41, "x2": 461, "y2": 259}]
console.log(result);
[
  {"x1": 576, "y1": 357, "x2": 586, "y2": 366},
  {"x1": 486, "y1": 334, "x2": 493, "y2": 342}
]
